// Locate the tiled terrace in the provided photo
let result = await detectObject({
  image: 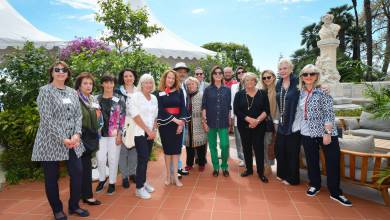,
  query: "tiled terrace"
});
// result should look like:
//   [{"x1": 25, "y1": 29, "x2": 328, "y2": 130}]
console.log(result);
[{"x1": 0, "y1": 149, "x2": 389, "y2": 220}]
